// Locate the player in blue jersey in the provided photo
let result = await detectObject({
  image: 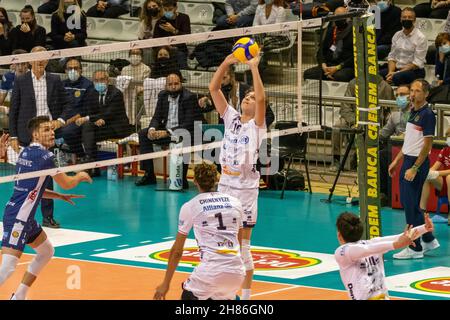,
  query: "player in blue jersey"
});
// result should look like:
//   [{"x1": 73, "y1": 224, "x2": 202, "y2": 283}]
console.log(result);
[{"x1": 0, "y1": 116, "x2": 92, "y2": 300}]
